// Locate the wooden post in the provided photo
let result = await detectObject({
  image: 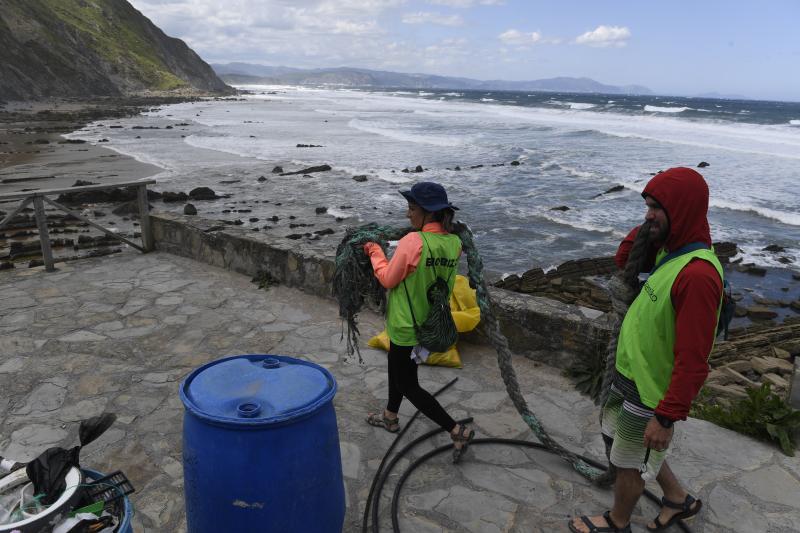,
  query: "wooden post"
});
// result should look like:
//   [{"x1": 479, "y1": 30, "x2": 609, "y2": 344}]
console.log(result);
[
  {"x1": 32, "y1": 195, "x2": 55, "y2": 272},
  {"x1": 137, "y1": 183, "x2": 154, "y2": 252}
]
